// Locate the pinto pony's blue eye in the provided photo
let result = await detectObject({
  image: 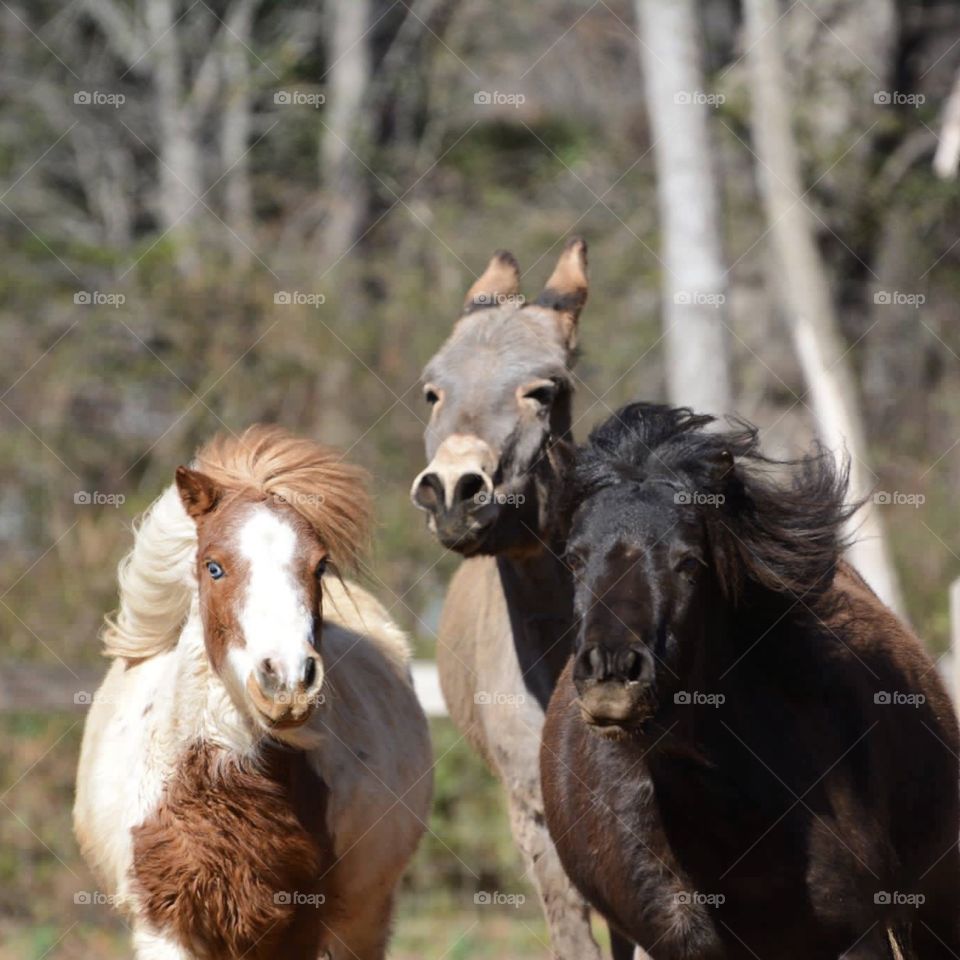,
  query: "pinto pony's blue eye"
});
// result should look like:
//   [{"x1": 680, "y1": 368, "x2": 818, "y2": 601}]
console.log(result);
[{"x1": 206, "y1": 560, "x2": 225, "y2": 580}]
